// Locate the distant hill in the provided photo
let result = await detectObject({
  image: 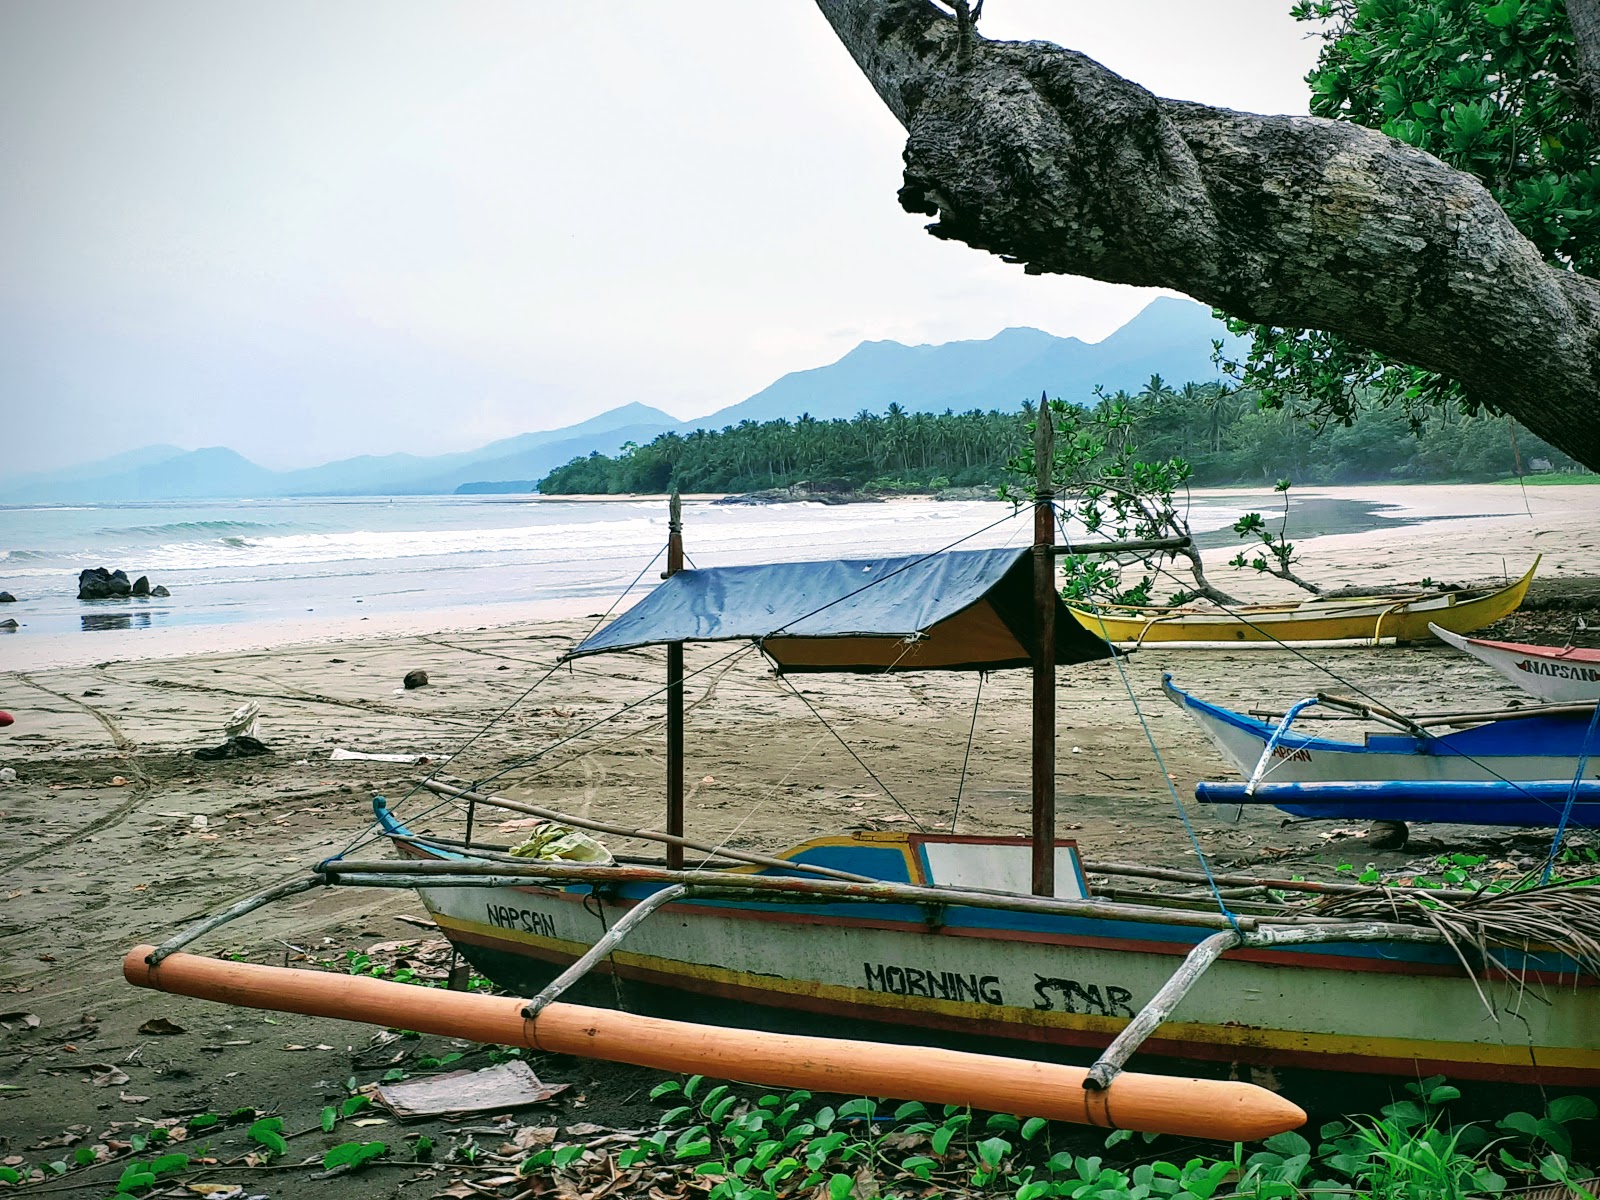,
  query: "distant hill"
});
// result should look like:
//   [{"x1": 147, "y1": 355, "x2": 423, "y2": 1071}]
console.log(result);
[
  {"x1": 4, "y1": 299, "x2": 1238, "y2": 502},
  {"x1": 0, "y1": 403, "x2": 681, "y2": 504},
  {"x1": 691, "y1": 297, "x2": 1240, "y2": 427}
]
